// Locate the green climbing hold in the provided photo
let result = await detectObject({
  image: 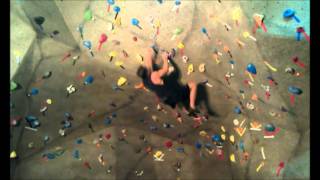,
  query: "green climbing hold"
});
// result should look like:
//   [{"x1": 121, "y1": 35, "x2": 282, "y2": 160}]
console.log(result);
[
  {"x1": 173, "y1": 27, "x2": 183, "y2": 35},
  {"x1": 11, "y1": 81, "x2": 18, "y2": 91},
  {"x1": 84, "y1": 9, "x2": 93, "y2": 21}
]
